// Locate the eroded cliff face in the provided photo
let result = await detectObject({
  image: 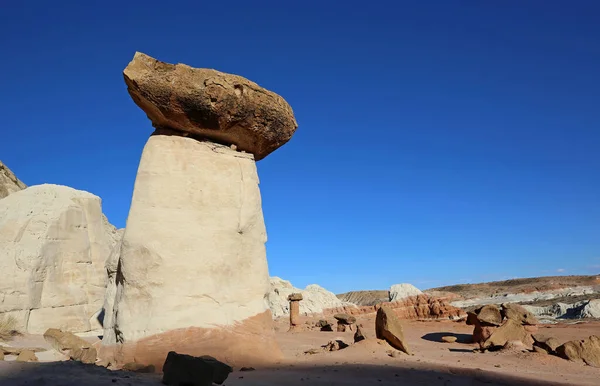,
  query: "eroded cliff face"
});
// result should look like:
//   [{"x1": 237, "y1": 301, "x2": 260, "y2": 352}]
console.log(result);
[
  {"x1": 0, "y1": 160, "x2": 26, "y2": 199},
  {"x1": 0, "y1": 184, "x2": 120, "y2": 333},
  {"x1": 324, "y1": 295, "x2": 466, "y2": 320}
]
